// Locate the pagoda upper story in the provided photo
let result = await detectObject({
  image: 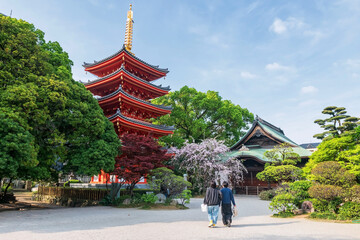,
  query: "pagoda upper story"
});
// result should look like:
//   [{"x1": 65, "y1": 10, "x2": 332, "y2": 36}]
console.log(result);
[
  {"x1": 82, "y1": 4, "x2": 174, "y2": 138},
  {"x1": 83, "y1": 45, "x2": 168, "y2": 81}
]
